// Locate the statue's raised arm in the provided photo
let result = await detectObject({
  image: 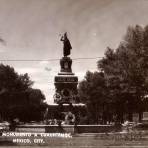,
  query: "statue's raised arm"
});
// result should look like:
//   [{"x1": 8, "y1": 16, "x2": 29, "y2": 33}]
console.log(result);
[{"x1": 60, "y1": 32, "x2": 72, "y2": 57}]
